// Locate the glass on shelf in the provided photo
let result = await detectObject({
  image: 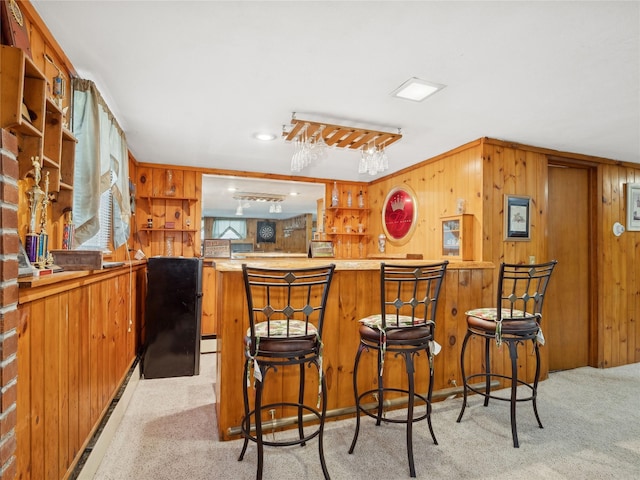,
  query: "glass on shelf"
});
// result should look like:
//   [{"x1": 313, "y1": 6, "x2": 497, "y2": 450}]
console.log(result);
[{"x1": 165, "y1": 236, "x2": 174, "y2": 256}]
